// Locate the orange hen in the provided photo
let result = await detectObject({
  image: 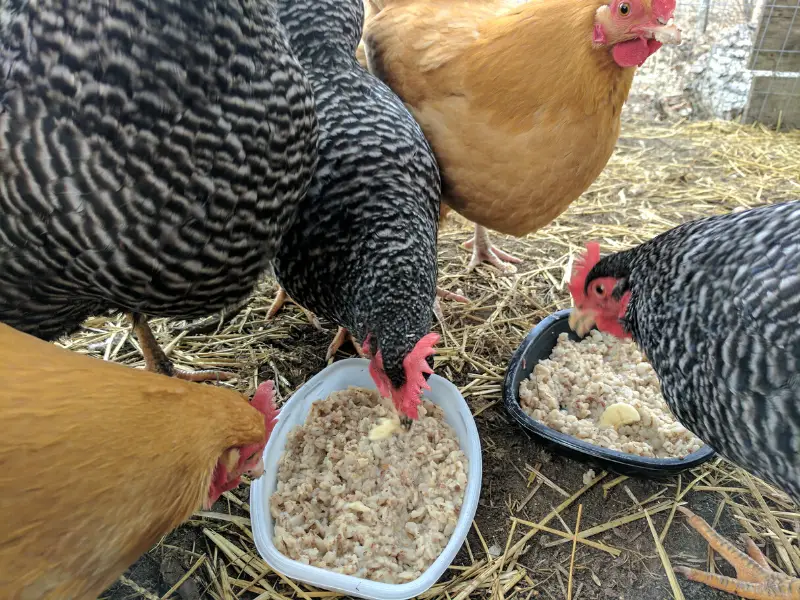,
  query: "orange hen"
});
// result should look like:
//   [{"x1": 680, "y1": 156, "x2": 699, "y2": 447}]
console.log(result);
[
  {"x1": 0, "y1": 323, "x2": 278, "y2": 599},
  {"x1": 364, "y1": 0, "x2": 680, "y2": 273}
]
